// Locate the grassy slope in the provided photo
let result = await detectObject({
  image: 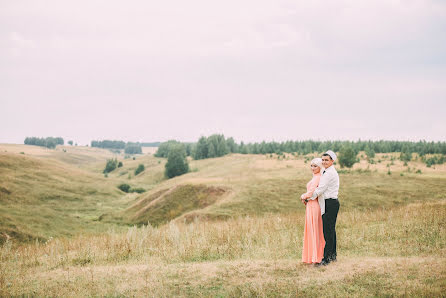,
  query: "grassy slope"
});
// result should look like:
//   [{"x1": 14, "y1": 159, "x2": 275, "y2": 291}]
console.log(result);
[
  {"x1": 0, "y1": 144, "x2": 175, "y2": 244},
  {"x1": 115, "y1": 152, "x2": 446, "y2": 226},
  {"x1": 0, "y1": 151, "x2": 121, "y2": 243},
  {"x1": 0, "y1": 145, "x2": 149, "y2": 240}
]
